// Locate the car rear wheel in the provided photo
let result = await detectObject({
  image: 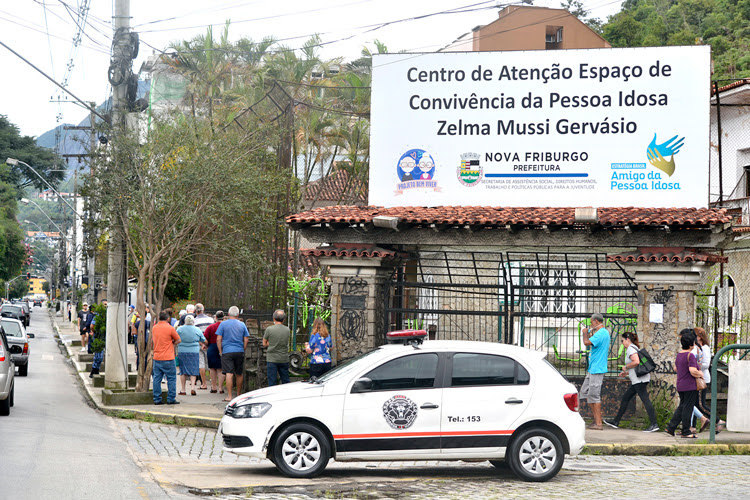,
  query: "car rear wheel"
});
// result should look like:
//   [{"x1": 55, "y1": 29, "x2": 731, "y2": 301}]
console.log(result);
[
  {"x1": 272, "y1": 423, "x2": 330, "y2": 478},
  {"x1": 507, "y1": 428, "x2": 564, "y2": 482},
  {"x1": 18, "y1": 363, "x2": 27, "y2": 376},
  {"x1": 0, "y1": 385, "x2": 11, "y2": 416}
]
